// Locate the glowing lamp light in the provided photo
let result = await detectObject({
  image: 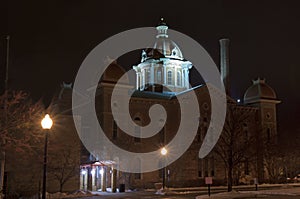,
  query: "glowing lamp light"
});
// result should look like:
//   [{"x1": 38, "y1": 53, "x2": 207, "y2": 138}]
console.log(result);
[
  {"x1": 161, "y1": 147, "x2": 167, "y2": 156},
  {"x1": 237, "y1": 99, "x2": 241, "y2": 103},
  {"x1": 41, "y1": 114, "x2": 53, "y2": 129},
  {"x1": 99, "y1": 168, "x2": 104, "y2": 175},
  {"x1": 81, "y1": 170, "x2": 87, "y2": 175}
]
